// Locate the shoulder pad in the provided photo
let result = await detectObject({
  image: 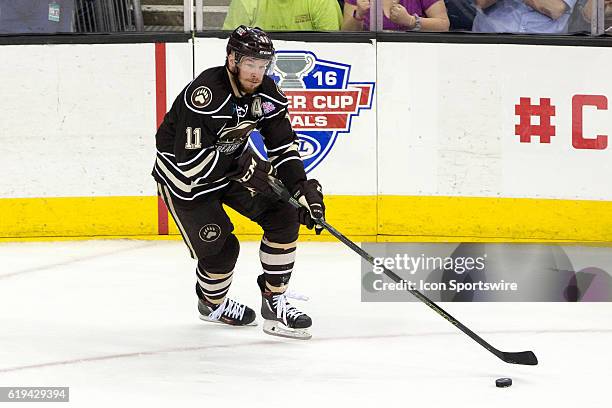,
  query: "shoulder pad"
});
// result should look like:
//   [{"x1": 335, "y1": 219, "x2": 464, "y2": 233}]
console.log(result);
[{"x1": 184, "y1": 67, "x2": 232, "y2": 115}]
